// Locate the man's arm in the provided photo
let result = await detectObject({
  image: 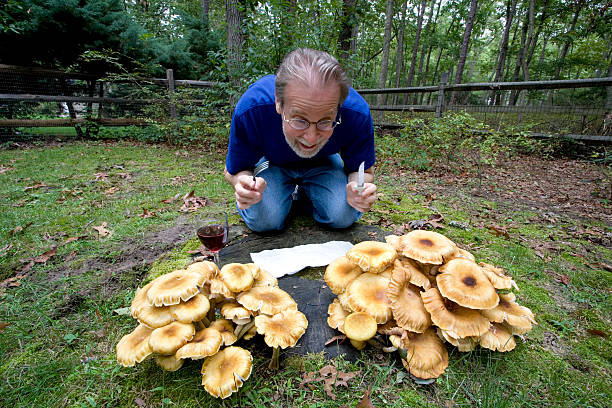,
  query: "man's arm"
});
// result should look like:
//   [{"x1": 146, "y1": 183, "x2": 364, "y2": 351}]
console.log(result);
[
  {"x1": 224, "y1": 166, "x2": 266, "y2": 210},
  {"x1": 346, "y1": 166, "x2": 376, "y2": 213}
]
